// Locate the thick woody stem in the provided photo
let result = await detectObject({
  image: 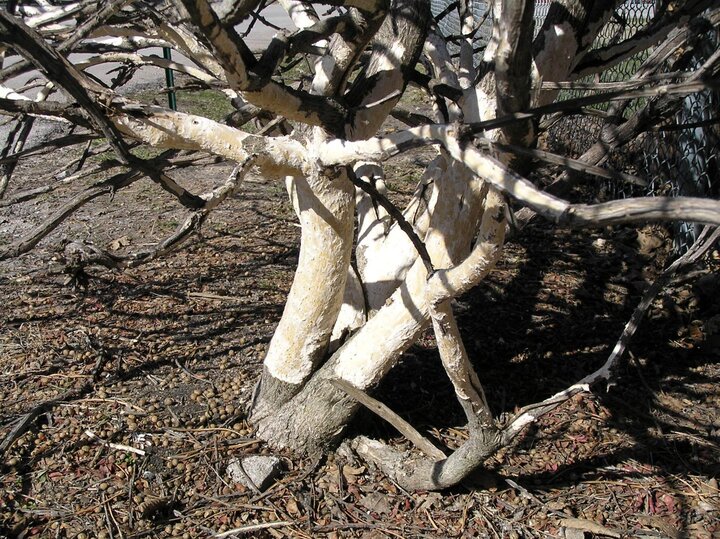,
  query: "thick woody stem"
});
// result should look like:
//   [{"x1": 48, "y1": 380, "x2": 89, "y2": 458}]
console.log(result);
[
  {"x1": 250, "y1": 168, "x2": 356, "y2": 419},
  {"x1": 532, "y1": 0, "x2": 619, "y2": 105},
  {"x1": 178, "y1": 0, "x2": 349, "y2": 133},
  {"x1": 353, "y1": 425, "x2": 502, "y2": 490},
  {"x1": 494, "y1": 0, "x2": 535, "y2": 152},
  {"x1": 319, "y1": 123, "x2": 720, "y2": 228},
  {"x1": 457, "y1": 0, "x2": 477, "y2": 87},
  {"x1": 429, "y1": 301, "x2": 493, "y2": 426},
  {"x1": 252, "y1": 0, "x2": 429, "y2": 421},
  {"x1": 426, "y1": 188, "x2": 506, "y2": 428}
]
